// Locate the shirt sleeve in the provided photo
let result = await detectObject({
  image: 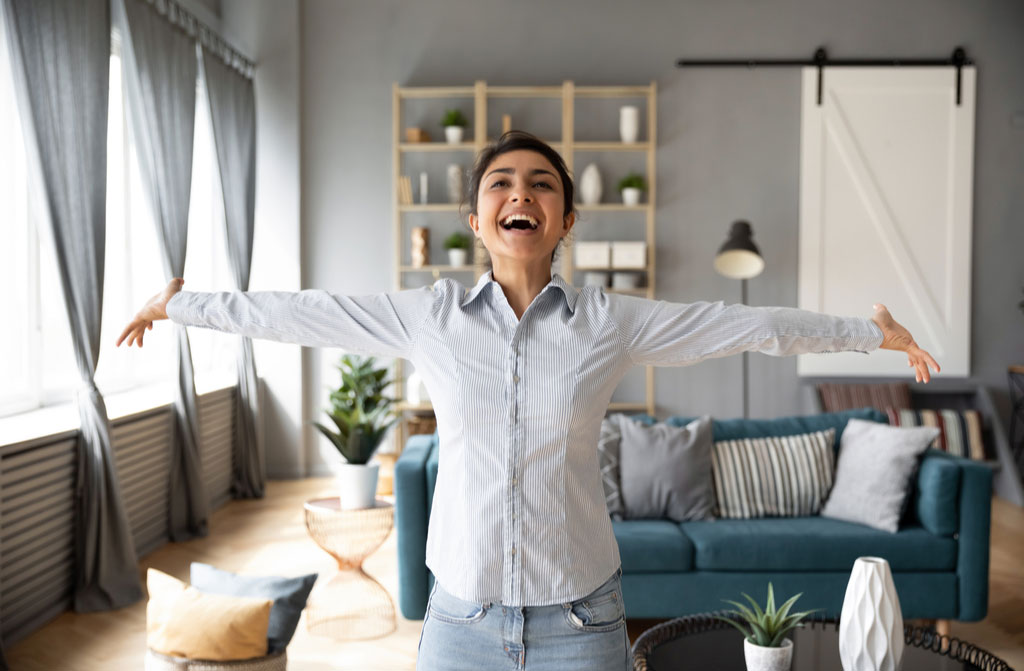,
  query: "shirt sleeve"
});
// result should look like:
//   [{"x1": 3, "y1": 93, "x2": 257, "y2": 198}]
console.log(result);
[
  {"x1": 165, "y1": 284, "x2": 441, "y2": 359},
  {"x1": 599, "y1": 292, "x2": 885, "y2": 367}
]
